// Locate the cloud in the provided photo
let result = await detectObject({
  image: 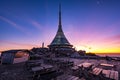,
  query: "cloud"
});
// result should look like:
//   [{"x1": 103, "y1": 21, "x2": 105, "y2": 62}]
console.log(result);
[
  {"x1": 109, "y1": 35, "x2": 120, "y2": 44},
  {"x1": 0, "y1": 16, "x2": 30, "y2": 35},
  {"x1": 104, "y1": 34, "x2": 120, "y2": 41},
  {"x1": 101, "y1": 34, "x2": 120, "y2": 46},
  {"x1": 0, "y1": 40, "x2": 38, "y2": 48},
  {"x1": 0, "y1": 40, "x2": 39, "y2": 51},
  {"x1": 28, "y1": 19, "x2": 55, "y2": 44},
  {"x1": 111, "y1": 35, "x2": 120, "y2": 40},
  {"x1": 30, "y1": 20, "x2": 42, "y2": 30}
]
